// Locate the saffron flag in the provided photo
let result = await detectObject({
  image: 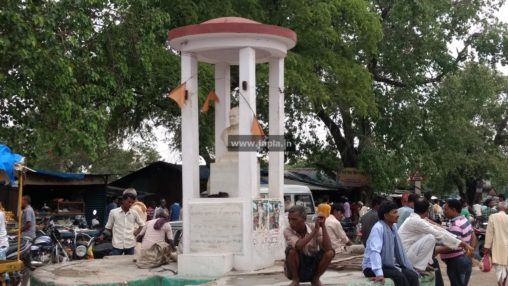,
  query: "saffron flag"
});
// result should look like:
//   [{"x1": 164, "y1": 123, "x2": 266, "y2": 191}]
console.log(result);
[
  {"x1": 251, "y1": 116, "x2": 265, "y2": 136},
  {"x1": 167, "y1": 82, "x2": 186, "y2": 109},
  {"x1": 200, "y1": 90, "x2": 220, "y2": 113}
]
